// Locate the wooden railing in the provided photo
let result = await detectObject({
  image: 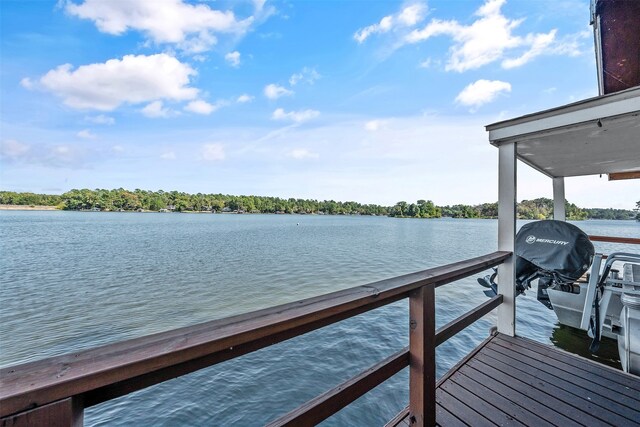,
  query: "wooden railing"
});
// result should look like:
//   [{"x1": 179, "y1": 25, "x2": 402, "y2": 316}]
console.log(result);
[
  {"x1": 0, "y1": 251, "x2": 510, "y2": 427},
  {"x1": 588, "y1": 235, "x2": 640, "y2": 245}
]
